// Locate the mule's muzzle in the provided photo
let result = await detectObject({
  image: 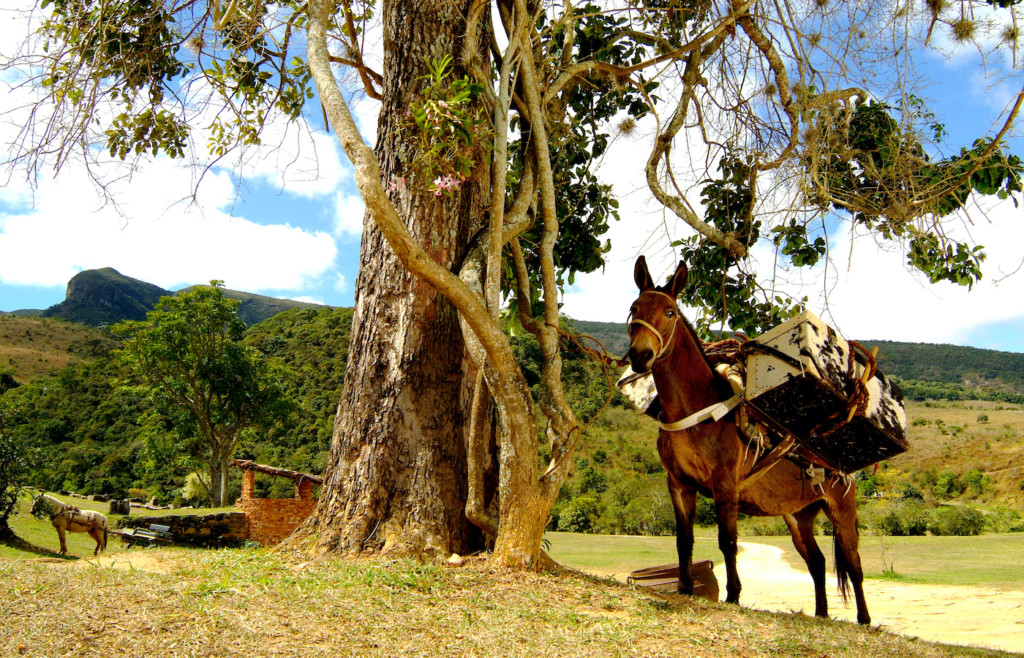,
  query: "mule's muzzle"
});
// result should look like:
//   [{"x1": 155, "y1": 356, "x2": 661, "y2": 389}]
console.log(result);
[{"x1": 627, "y1": 346, "x2": 655, "y2": 374}]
